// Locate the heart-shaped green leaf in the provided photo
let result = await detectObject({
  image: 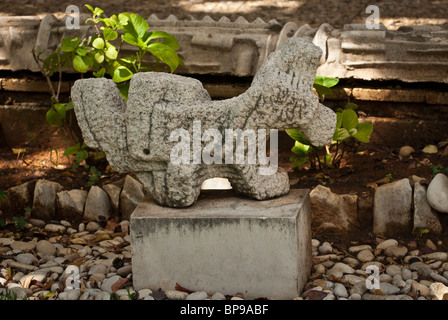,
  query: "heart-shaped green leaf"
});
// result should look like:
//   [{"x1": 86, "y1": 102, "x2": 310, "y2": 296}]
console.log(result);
[
  {"x1": 54, "y1": 103, "x2": 66, "y2": 120},
  {"x1": 121, "y1": 12, "x2": 149, "y2": 39},
  {"x1": 113, "y1": 65, "x2": 133, "y2": 83},
  {"x1": 353, "y1": 122, "x2": 373, "y2": 143},
  {"x1": 93, "y1": 67, "x2": 106, "y2": 78},
  {"x1": 341, "y1": 108, "x2": 358, "y2": 131},
  {"x1": 285, "y1": 129, "x2": 311, "y2": 145},
  {"x1": 103, "y1": 28, "x2": 118, "y2": 41},
  {"x1": 46, "y1": 108, "x2": 62, "y2": 127},
  {"x1": 61, "y1": 37, "x2": 80, "y2": 52},
  {"x1": 314, "y1": 76, "x2": 339, "y2": 88},
  {"x1": 144, "y1": 31, "x2": 180, "y2": 50},
  {"x1": 148, "y1": 43, "x2": 180, "y2": 72},
  {"x1": 92, "y1": 38, "x2": 105, "y2": 49},
  {"x1": 94, "y1": 51, "x2": 105, "y2": 64},
  {"x1": 73, "y1": 55, "x2": 92, "y2": 73},
  {"x1": 333, "y1": 127, "x2": 350, "y2": 141},
  {"x1": 104, "y1": 43, "x2": 118, "y2": 60}
]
